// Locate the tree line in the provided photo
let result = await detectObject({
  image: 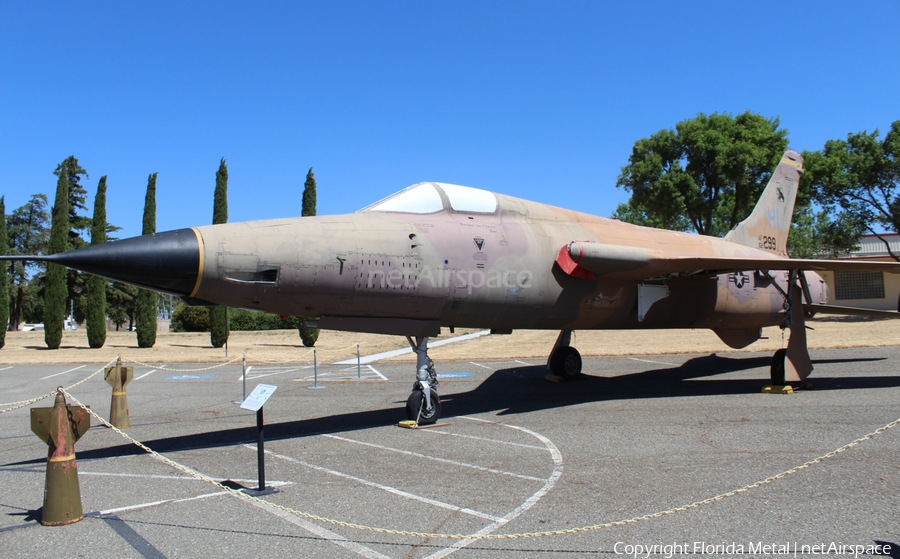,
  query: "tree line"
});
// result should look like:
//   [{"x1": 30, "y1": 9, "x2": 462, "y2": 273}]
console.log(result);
[
  {"x1": 2, "y1": 157, "x2": 320, "y2": 349},
  {"x1": 2, "y1": 117, "x2": 896, "y2": 347},
  {"x1": 615, "y1": 114, "x2": 899, "y2": 259}
]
